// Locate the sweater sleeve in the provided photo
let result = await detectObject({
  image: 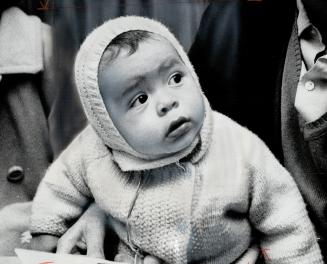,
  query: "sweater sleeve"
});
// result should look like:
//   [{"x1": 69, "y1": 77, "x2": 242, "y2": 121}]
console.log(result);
[
  {"x1": 246, "y1": 130, "x2": 323, "y2": 263},
  {"x1": 30, "y1": 133, "x2": 92, "y2": 237}
]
